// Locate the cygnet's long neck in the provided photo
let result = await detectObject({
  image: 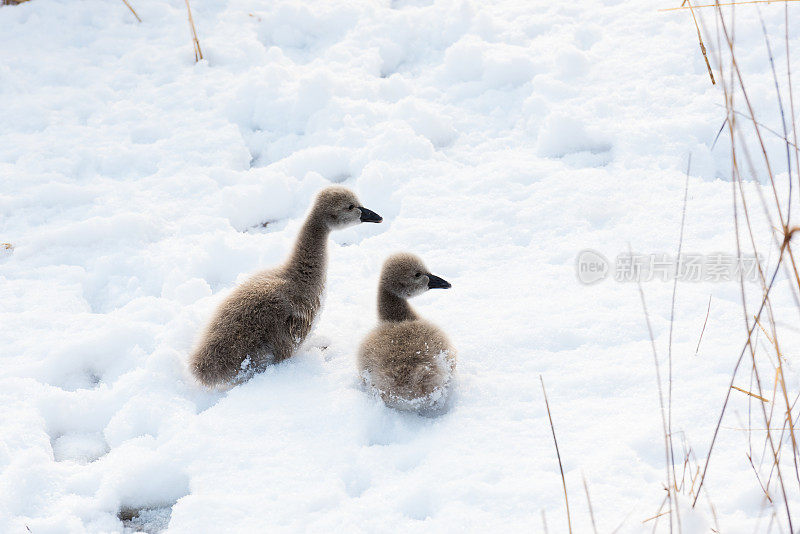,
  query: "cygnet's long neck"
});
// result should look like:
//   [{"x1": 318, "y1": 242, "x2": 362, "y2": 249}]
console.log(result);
[
  {"x1": 378, "y1": 288, "x2": 418, "y2": 322},
  {"x1": 284, "y1": 210, "x2": 330, "y2": 291}
]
